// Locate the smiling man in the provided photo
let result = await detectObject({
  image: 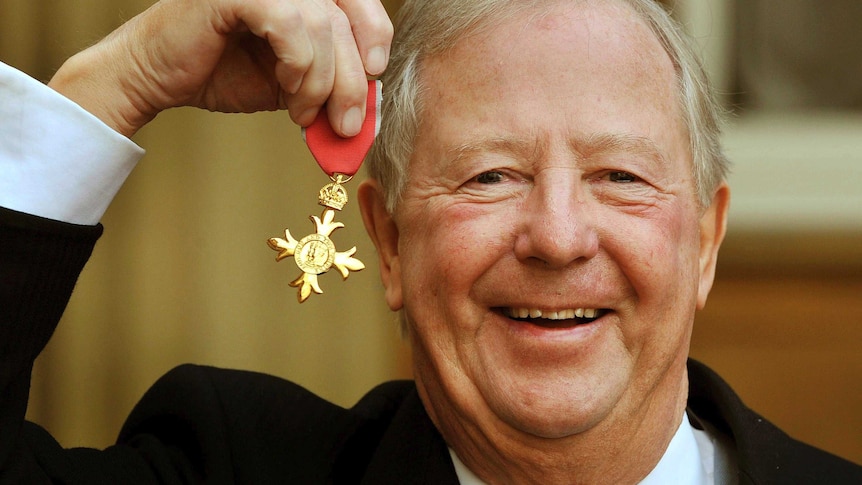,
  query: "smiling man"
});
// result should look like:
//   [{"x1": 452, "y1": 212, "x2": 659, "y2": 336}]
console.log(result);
[
  {"x1": 360, "y1": 1, "x2": 725, "y2": 482},
  {"x1": 358, "y1": 1, "x2": 730, "y2": 482},
  {"x1": 0, "y1": 0, "x2": 860, "y2": 483}
]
